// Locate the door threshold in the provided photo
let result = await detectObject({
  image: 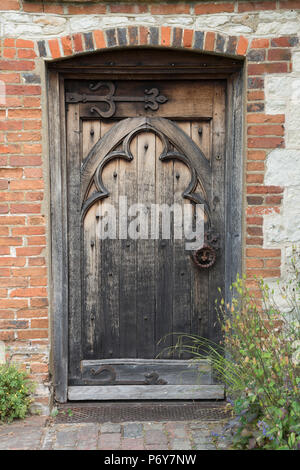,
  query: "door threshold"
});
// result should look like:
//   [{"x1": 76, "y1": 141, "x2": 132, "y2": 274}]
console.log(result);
[{"x1": 68, "y1": 384, "x2": 224, "y2": 401}]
